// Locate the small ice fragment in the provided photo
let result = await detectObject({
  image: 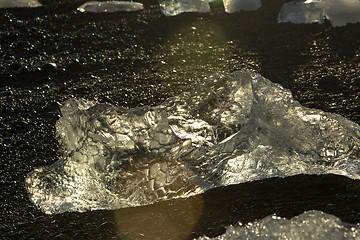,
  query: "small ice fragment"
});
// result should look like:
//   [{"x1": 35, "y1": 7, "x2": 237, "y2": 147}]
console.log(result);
[
  {"x1": 197, "y1": 210, "x2": 360, "y2": 240},
  {"x1": 159, "y1": 0, "x2": 210, "y2": 16},
  {"x1": 278, "y1": 0, "x2": 324, "y2": 24},
  {"x1": 222, "y1": 0, "x2": 261, "y2": 14},
  {"x1": 322, "y1": 0, "x2": 360, "y2": 27},
  {"x1": 77, "y1": 1, "x2": 144, "y2": 13},
  {"x1": 0, "y1": 0, "x2": 42, "y2": 8}
]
